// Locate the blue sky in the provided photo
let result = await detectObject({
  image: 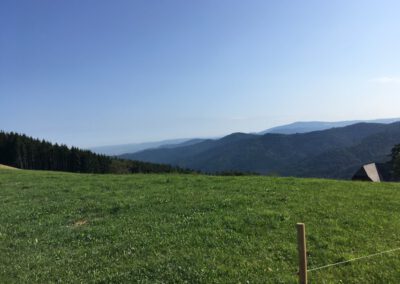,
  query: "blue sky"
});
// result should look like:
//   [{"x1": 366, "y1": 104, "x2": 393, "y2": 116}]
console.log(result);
[{"x1": 1, "y1": 0, "x2": 400, "y2": 147}]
